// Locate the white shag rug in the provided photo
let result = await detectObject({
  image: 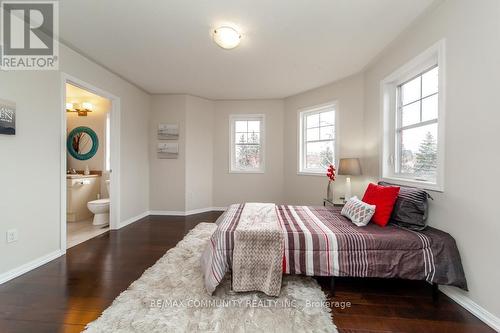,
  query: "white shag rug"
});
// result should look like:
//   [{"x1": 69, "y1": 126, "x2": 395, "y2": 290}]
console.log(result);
[{"x1": 84, "y1": 223, "x2": 337, "y2": 333}]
